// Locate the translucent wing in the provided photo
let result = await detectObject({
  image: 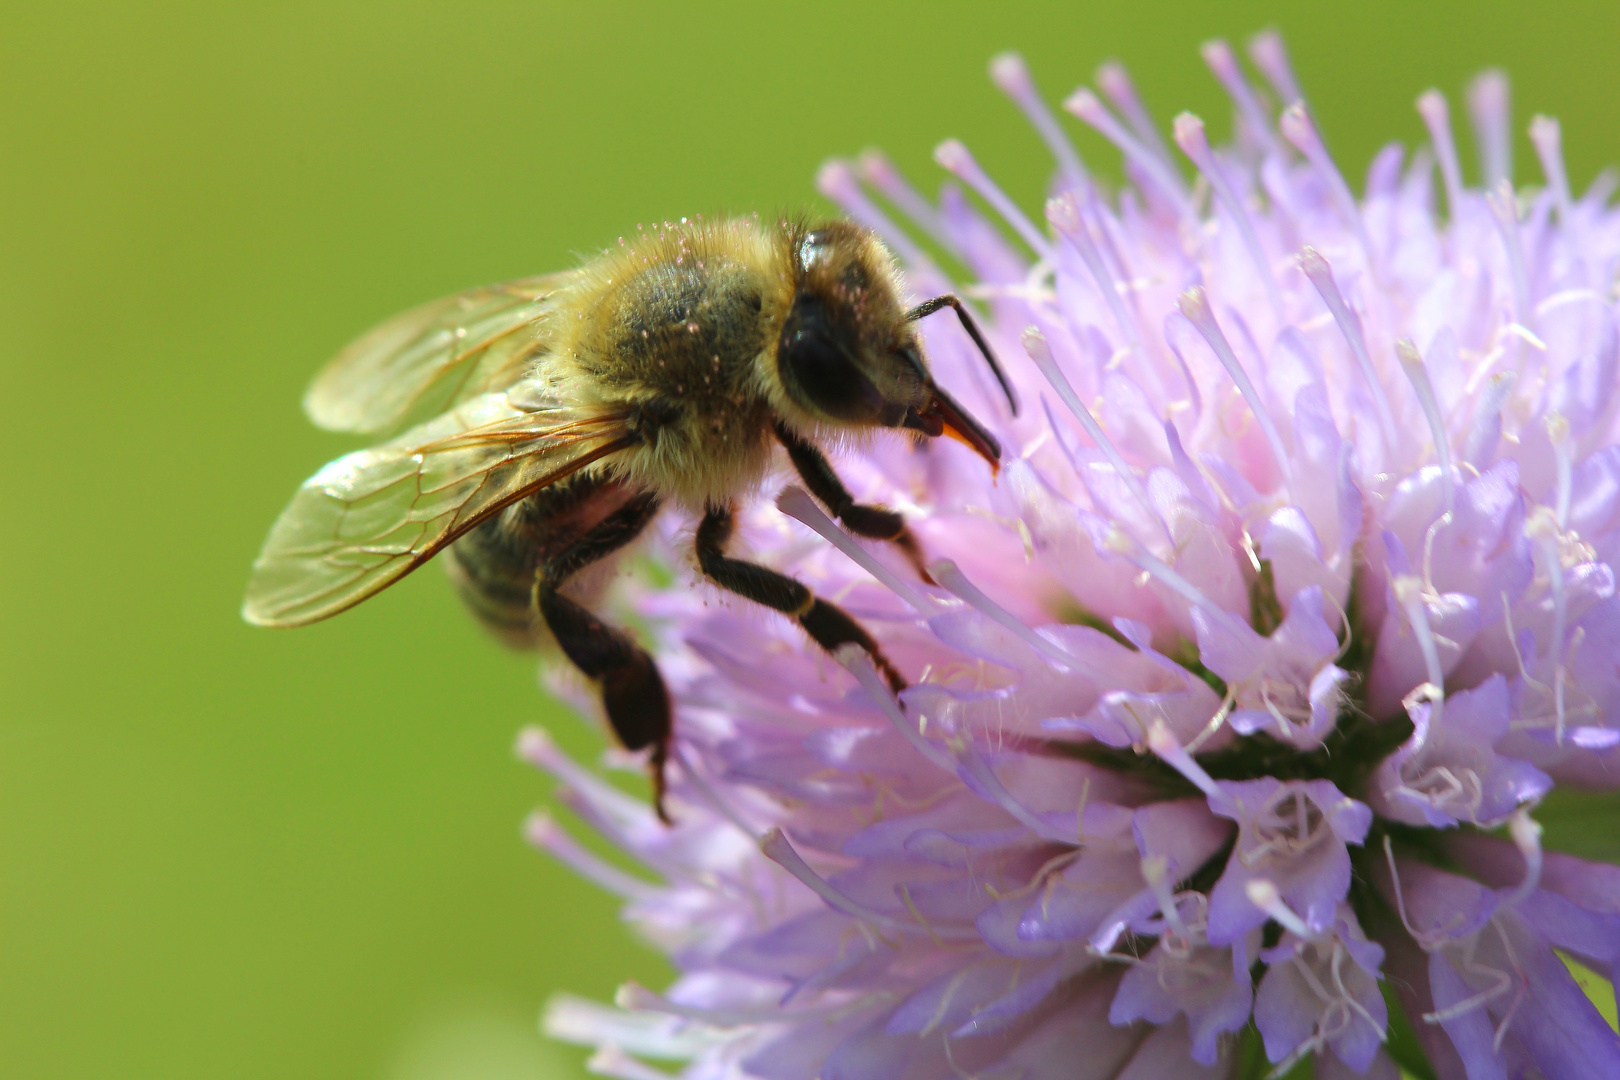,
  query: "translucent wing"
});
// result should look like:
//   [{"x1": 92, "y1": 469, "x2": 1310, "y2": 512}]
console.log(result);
[
  {"x1": 243, "y1": 395, "x2": 636, "y2": 627},
  {"x1": 303, "y1": 272, "x2": 578, "y2": 436}
]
